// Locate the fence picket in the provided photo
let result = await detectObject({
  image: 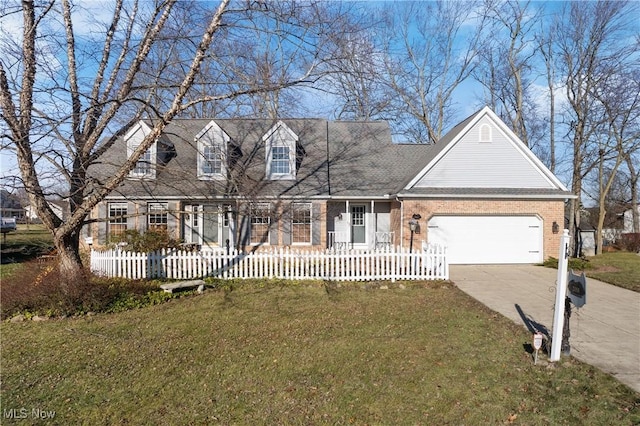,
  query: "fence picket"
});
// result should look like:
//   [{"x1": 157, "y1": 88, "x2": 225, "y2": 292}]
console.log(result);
[{"x1": 90, "y1": 245, "x2": 448, "y2": 281}]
